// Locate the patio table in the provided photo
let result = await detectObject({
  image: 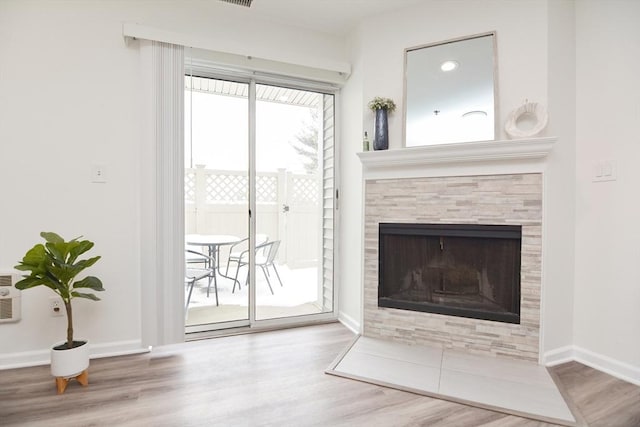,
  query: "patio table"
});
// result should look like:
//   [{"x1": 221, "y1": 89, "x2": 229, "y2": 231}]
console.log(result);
[{"x1": 186, "y1": 234, "x2": 242, "y2": 285}]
